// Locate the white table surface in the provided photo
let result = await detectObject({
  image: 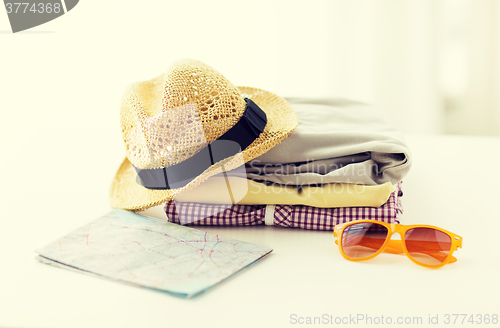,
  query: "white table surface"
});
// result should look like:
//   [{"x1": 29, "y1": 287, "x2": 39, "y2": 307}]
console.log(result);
[{"x1": 1, "y1": 129, "x2": 499, "y2": 328}]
